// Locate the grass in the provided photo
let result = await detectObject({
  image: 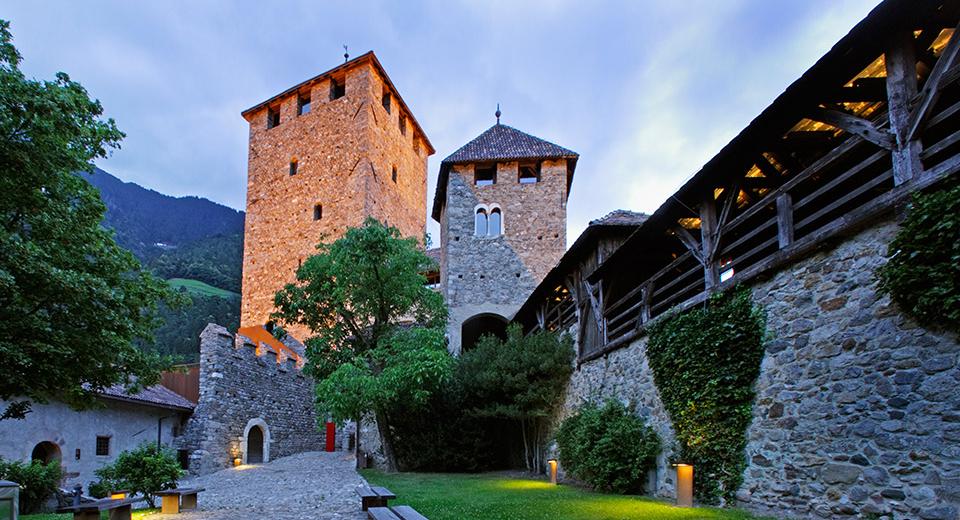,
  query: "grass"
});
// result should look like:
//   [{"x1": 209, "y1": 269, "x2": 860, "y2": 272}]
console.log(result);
[
  {"x1": 22, "y1": 508, "x2": 158, "y2": 520},
  {"x1": 361, "y1": 470, "x2": 770, "y2": 520},
  {"x1": 167, "y1": 278, "x2": 238, "y2": 299}
]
